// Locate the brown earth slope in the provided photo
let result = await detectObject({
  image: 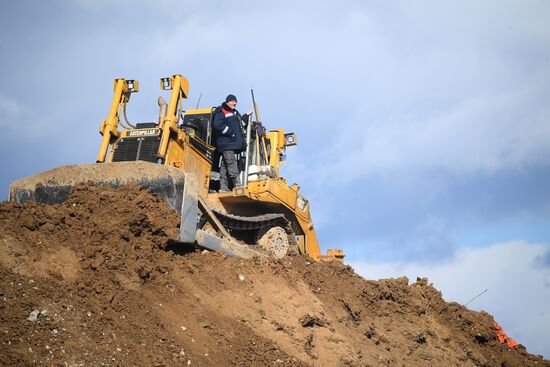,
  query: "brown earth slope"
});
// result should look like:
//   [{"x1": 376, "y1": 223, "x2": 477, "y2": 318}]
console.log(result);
[{"x1": 0, "y1": 185, "x2": 548, "y2": 367}]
